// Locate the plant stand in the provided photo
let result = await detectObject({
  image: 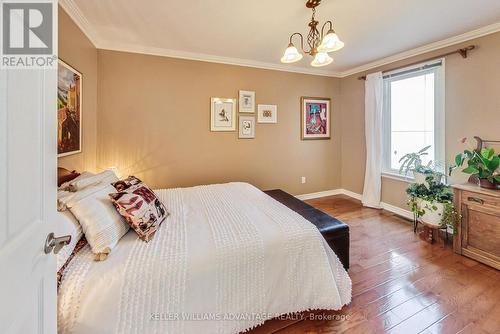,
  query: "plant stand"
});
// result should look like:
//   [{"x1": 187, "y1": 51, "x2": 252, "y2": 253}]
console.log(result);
[
  {"x1": 413, "y1": 212, "x2": 418, "y2": 233},
  {"x1": 413, "y1": 214, "x2": 449, "y2": 246}
]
